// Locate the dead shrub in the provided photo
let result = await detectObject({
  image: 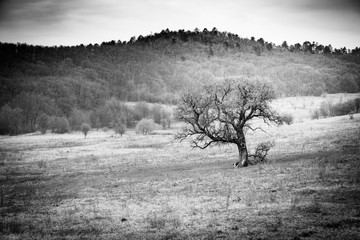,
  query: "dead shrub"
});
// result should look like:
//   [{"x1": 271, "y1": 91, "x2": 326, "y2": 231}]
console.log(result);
[{"x1": 249, "y1": 141, "x2": 275, "y2": 165}]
